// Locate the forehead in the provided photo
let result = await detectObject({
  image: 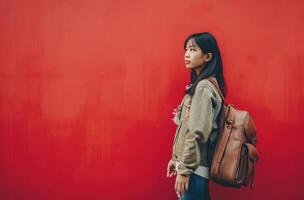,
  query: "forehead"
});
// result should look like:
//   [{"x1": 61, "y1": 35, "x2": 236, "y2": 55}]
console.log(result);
[{"x1": 186, "y1": 38, "x2": 198, "y2": 47}]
